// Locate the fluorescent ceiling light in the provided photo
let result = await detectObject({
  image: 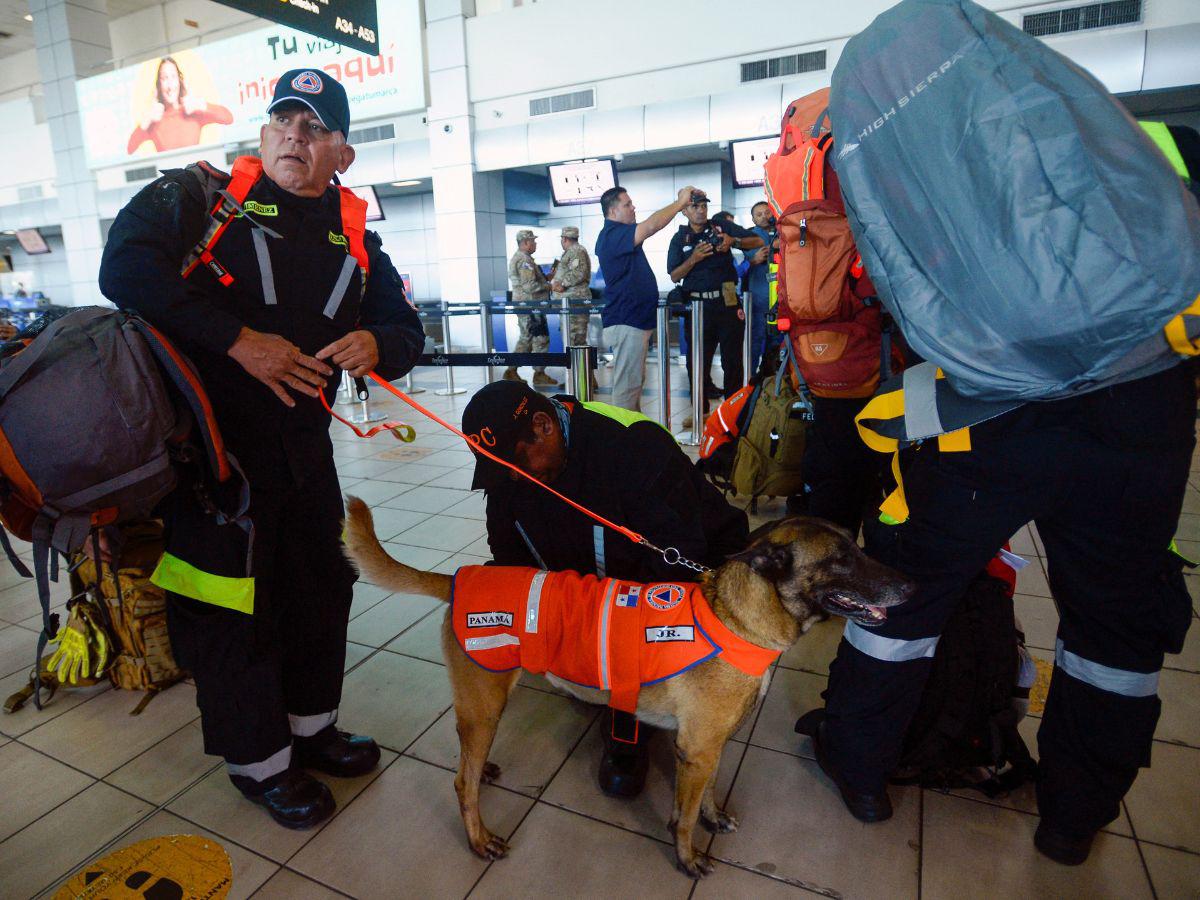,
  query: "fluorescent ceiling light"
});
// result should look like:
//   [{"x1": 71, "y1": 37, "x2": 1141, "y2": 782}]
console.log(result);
[
  {"x1": 390, "y1": 180, "x2": 421, "y2": 187},
  {"x1": 24, "y1": 14, "x2": 32, "y2": 20}
]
